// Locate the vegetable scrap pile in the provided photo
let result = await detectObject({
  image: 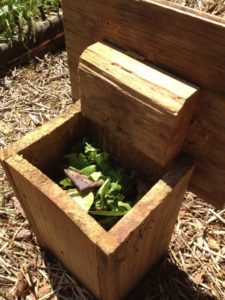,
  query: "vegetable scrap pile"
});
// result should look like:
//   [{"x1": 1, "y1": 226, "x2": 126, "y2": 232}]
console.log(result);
[{"x1": 59, "y1": 140, "x2": 150, "y2": 230}]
